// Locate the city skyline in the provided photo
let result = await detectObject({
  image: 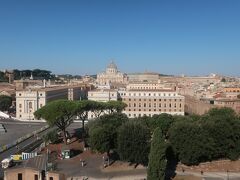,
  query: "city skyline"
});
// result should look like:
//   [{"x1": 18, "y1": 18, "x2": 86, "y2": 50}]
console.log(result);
[{"x1": 0, "y1": 0, "x2": 240, "y2": 76}]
